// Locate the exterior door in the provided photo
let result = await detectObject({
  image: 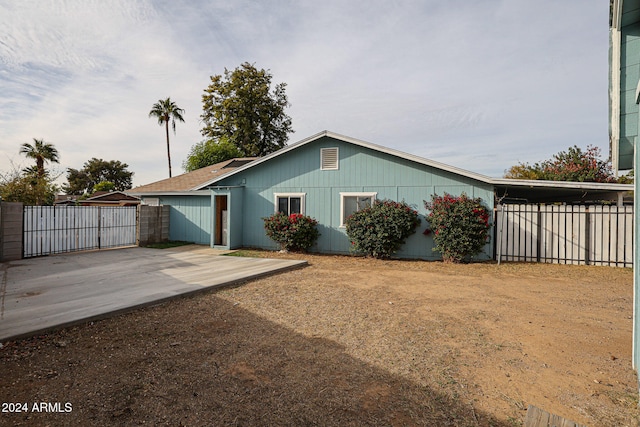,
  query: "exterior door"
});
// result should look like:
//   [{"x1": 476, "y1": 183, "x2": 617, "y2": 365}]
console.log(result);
[{"x1": 214, "y1": 195, "x2": 228, "y2": 246}]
